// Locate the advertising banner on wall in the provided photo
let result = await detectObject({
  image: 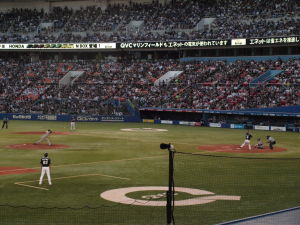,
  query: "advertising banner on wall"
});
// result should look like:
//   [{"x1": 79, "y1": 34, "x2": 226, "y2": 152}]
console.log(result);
[
  {"x1": 143, "y1": 119, "x2": 154, "y2": 123},
  {"x1": 254, "y1": 125, "x2": 270, "y2": 131},
  {"x1": 100, "y1": 116, "x2": 124, "y2": 122},
  {"x1": 12, "y1": 114, "x2": 32, "y2": 120},
  {"x1": 36, "y1": 115, "x2": 57, "y2": 121},
  {"x1": 0, "y1": 43, "x2": 116, "y2": 50},
  {"x1": 161, "y1": 120, "x2": 173, "y2": 124},
  {"x1": 230, "y1": 124, "x2": 245, "y2": 129},
  {"x1": 0, "y1": 113, "x2": 140, "y2": 123},
  {"x1": 209, "y1": 123, "x2": 222, "y2": 128},
  {"x1": 179, "y1": 121, "x2": 196, "y2": 126},
  {"x1": 76, "y1": 115, "x2": 99, "y2": 122},
  {"x1": 270, "y1": 126, "x2": 286, "y2": 132}
]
